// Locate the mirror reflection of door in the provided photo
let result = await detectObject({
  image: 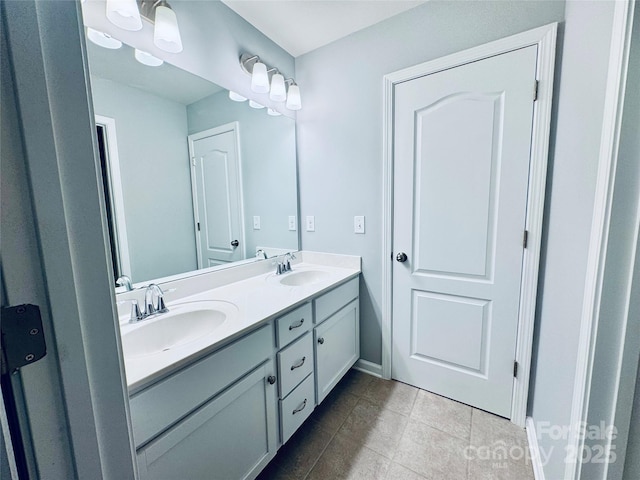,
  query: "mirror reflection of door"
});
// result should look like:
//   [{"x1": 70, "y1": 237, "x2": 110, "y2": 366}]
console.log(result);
[
  {"x1": 95, "y1": 115, "x2": 132, "y2": 285},
  {"x1": 189, "y1": 122, "x2": 245, "y2": 267}
]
